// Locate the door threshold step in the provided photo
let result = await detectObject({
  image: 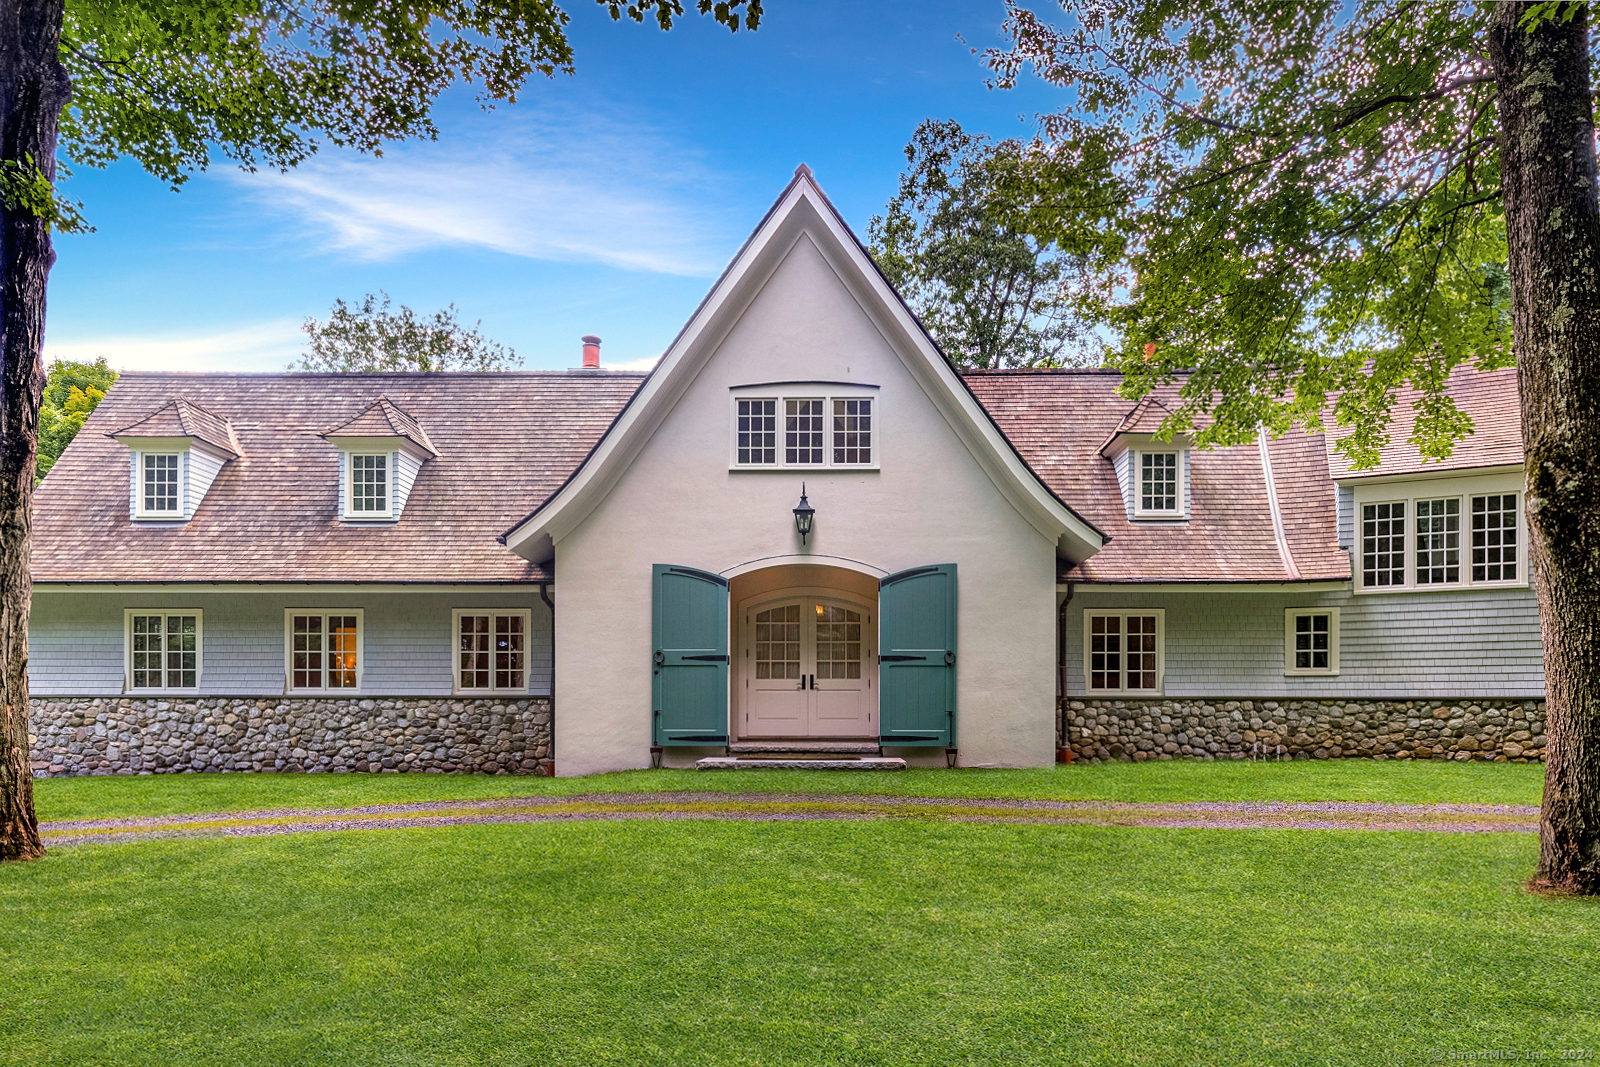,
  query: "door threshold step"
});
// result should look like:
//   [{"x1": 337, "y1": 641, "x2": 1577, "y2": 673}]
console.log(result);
[
  {"x1": 696, "y1": 757, "x2": 907, "y2": 771},
  {"x1": 728, "y1": 741, "x2": 881, "y2": 755}
]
